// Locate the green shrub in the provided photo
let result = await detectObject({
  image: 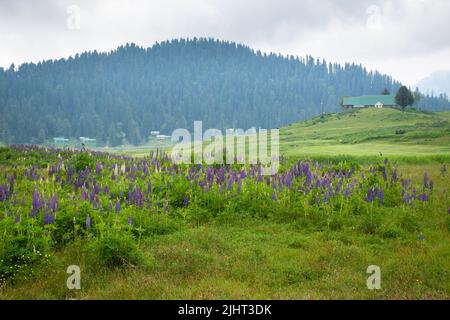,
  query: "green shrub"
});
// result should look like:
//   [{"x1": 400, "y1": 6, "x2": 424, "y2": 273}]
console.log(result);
[
  {"x1": 0, "y1": 235, "x2": 52, "y2": 285},
  {"x1": 132, "y1": 214, "x2": 179, "y2": 237},
  {"x1": 399, "y1": 213, "x2": 420, "y2": 233},
  {"x1": 380, "y1": 223, "x2": 404, "y2": 239},
  {"x1": 73, "y1": 152, "x2": 93, "y2": 172},
  {"x1": 88, "y1": 232, "x2": 143, "y2": 268},
  {"x1": 358, "y1": 214, "x2": 382, "y2": 234}
]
